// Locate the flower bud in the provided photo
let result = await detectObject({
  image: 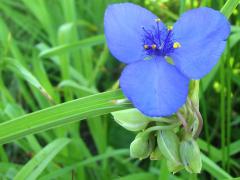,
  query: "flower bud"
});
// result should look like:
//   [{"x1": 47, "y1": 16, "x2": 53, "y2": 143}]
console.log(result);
[
  {"x1": 150, "y1": 147, "x2": 162, "y2": 160},
  {"x1": 180, "y1": 137, "x2": 202, "y2": 173},
  {"x1": 111, "y1": 108, "x2": 149, "y2": 131},
  {"x1": 157, "y1": 130, "x2": 181, "y2": 166},
  {"x1": 167, "y1": 160, "x2": 184, "y2": 174},
  {"x1": 130, "y1": 132, "x2": 153, "y2": 159}
]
